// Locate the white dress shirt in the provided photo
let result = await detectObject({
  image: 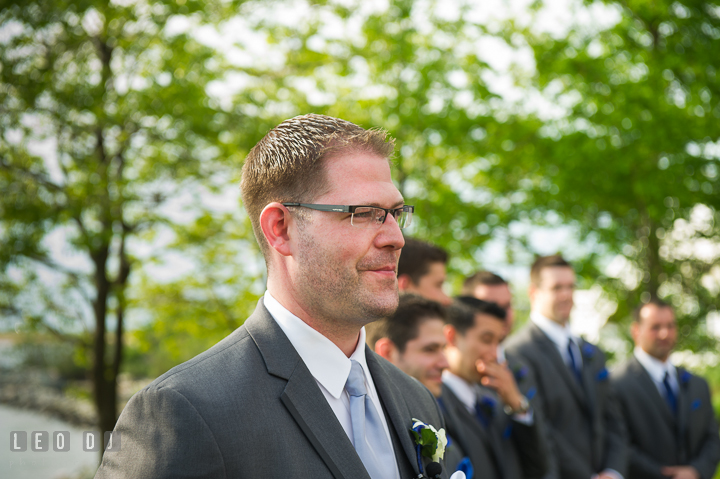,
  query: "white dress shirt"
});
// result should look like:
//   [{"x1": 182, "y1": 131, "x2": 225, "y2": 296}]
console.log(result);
[
  {"x1": 531, "y1": 311, "x2": 582, "y2": 370},
  {"x1": 633, "y1": 346, "x2": 679, "y2": 396},
  {"x1": 263, "y1": 291, "x2": 400, "y2": 479}
]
